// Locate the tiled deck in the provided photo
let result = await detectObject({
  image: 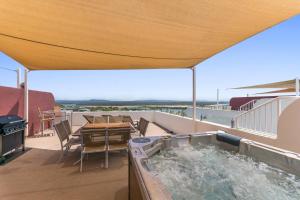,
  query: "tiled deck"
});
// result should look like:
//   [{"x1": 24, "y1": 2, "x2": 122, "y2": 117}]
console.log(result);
[{"x1": 0, "y1": 122, "x2": 168, "y2": 200}]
